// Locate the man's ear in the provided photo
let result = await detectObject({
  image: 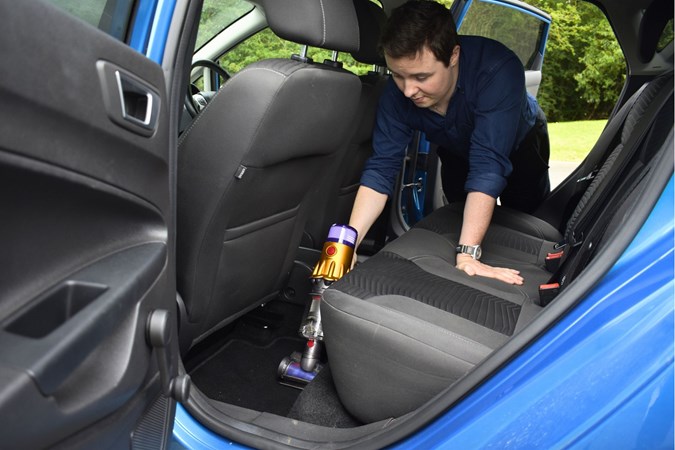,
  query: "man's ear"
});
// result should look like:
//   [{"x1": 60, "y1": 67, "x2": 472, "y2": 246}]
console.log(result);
[{"x1": 450, "y1": 45, "x2": 460, "y2": 67}]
